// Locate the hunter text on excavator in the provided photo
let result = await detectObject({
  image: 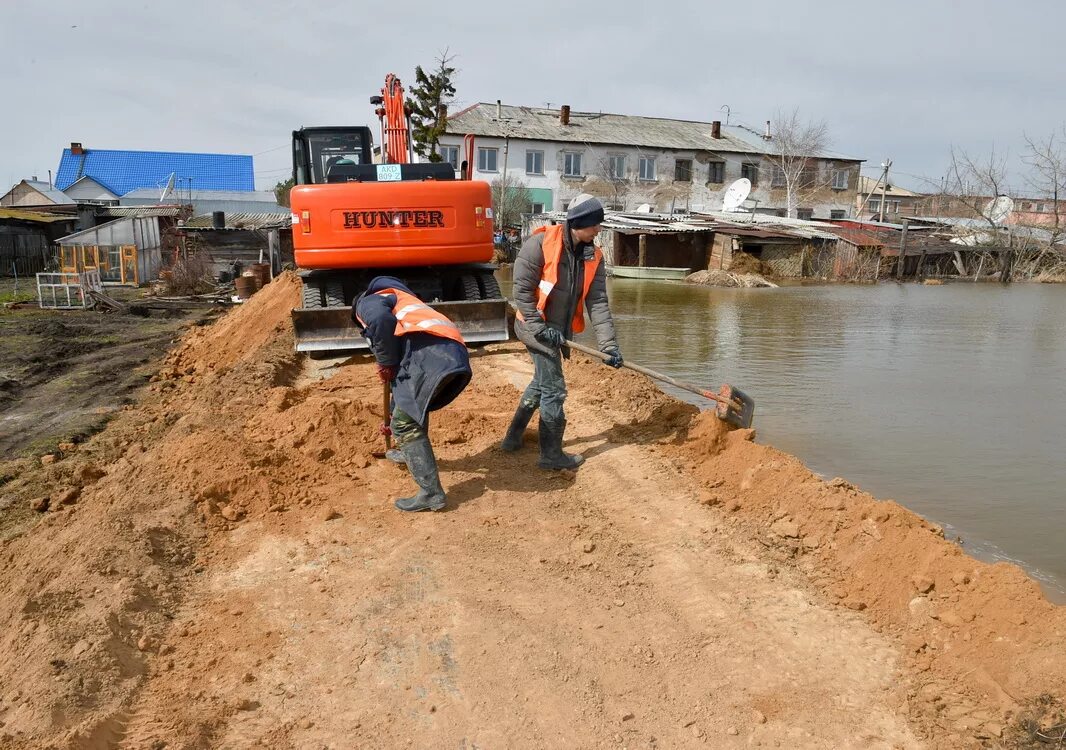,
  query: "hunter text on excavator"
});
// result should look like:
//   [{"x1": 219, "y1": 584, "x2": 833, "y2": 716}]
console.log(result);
[{"x1": 289, "y1": 73, "x2": 509, "y2": 353}]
